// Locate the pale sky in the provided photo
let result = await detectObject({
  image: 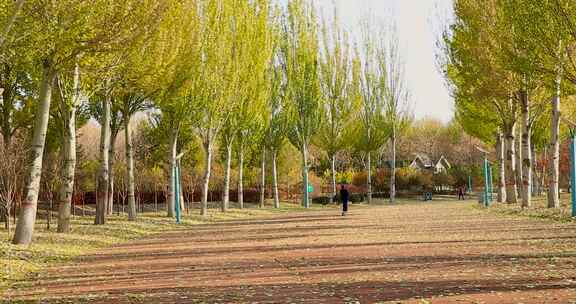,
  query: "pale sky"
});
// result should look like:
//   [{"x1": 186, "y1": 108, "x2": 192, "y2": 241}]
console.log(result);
[{"x1": 278, "y1": 0, "x2": 455, "y2": 123}]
